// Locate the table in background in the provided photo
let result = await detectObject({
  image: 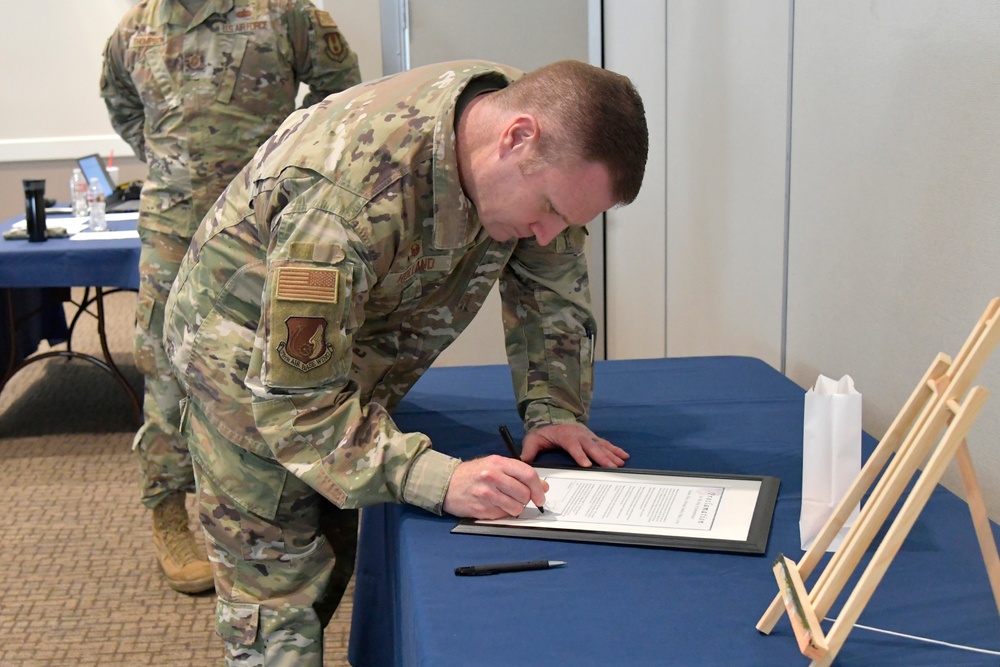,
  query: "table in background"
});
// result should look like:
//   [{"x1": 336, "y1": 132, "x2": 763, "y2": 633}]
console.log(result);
[
  {"x1": 0, "y1": 214, "x2": 141, "y2": 421},
  {"x1": 349, "y1": 356, "x2": 1000, "y2": 666}
]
